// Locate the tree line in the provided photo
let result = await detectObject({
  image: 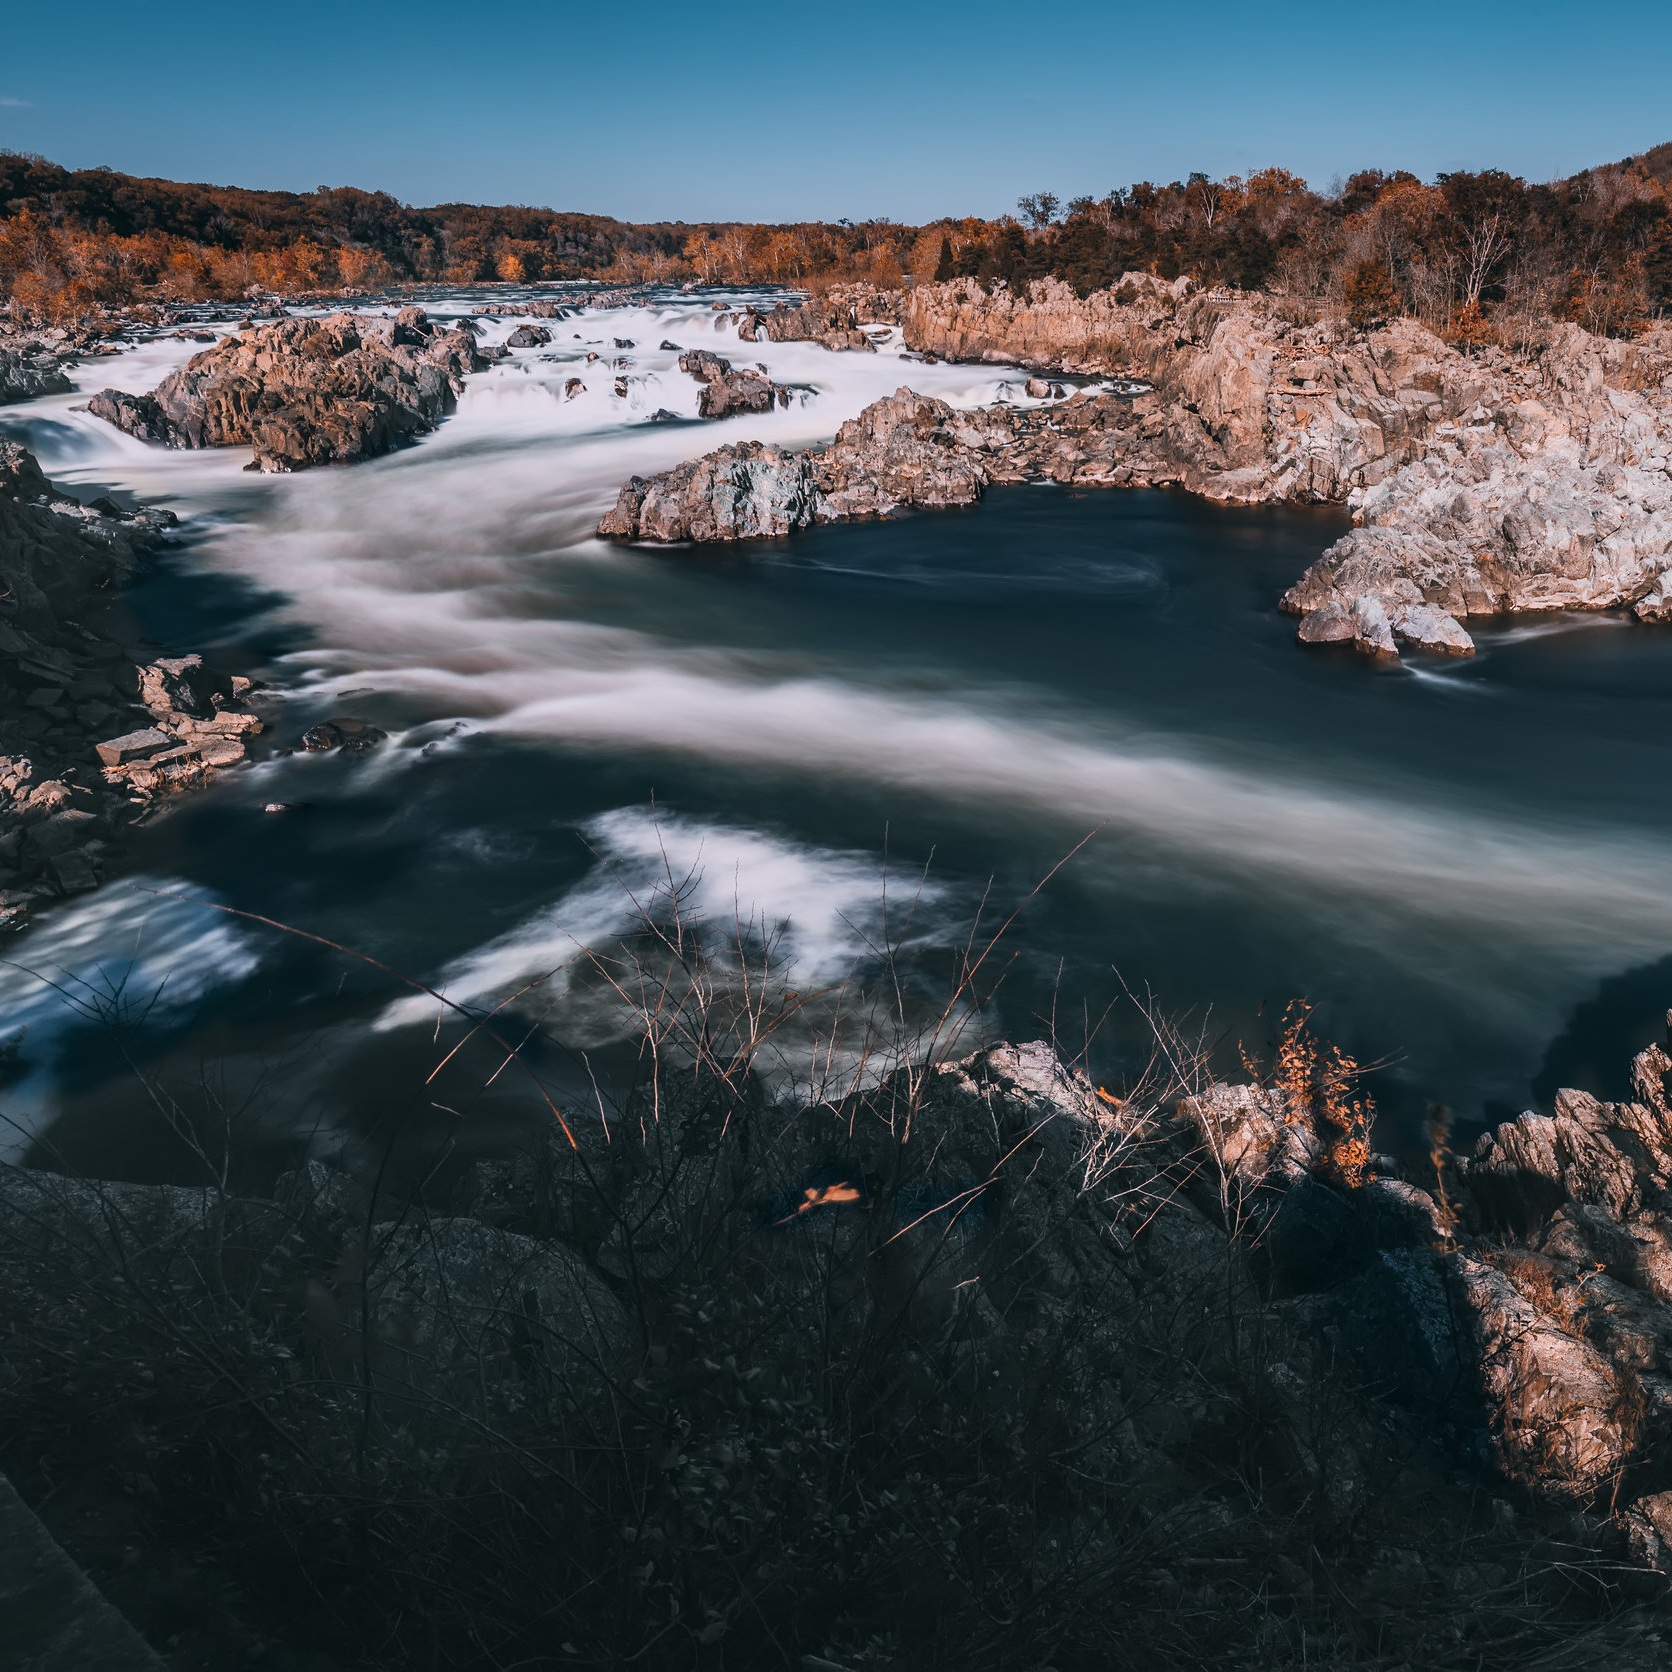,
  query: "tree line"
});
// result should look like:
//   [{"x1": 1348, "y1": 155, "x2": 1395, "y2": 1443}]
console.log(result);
[{"x1": 3, "y1": 145, "x2": 1670, "y2": 342}]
